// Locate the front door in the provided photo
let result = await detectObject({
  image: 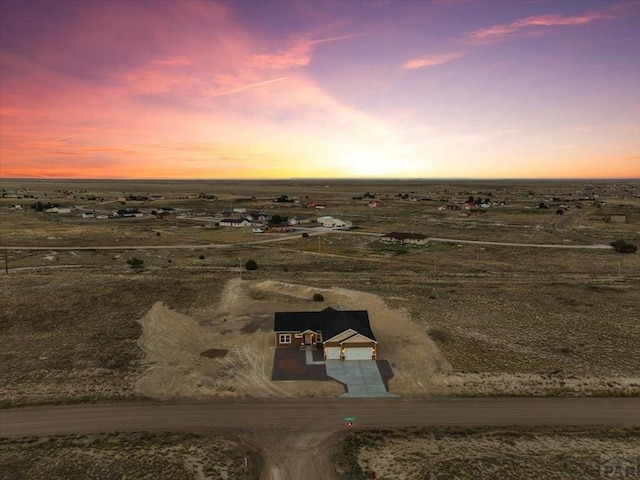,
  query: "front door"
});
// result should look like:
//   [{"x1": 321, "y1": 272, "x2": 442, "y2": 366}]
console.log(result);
[{"x1": 304, "y1": 332, "x2": 315, "y2": 345}]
